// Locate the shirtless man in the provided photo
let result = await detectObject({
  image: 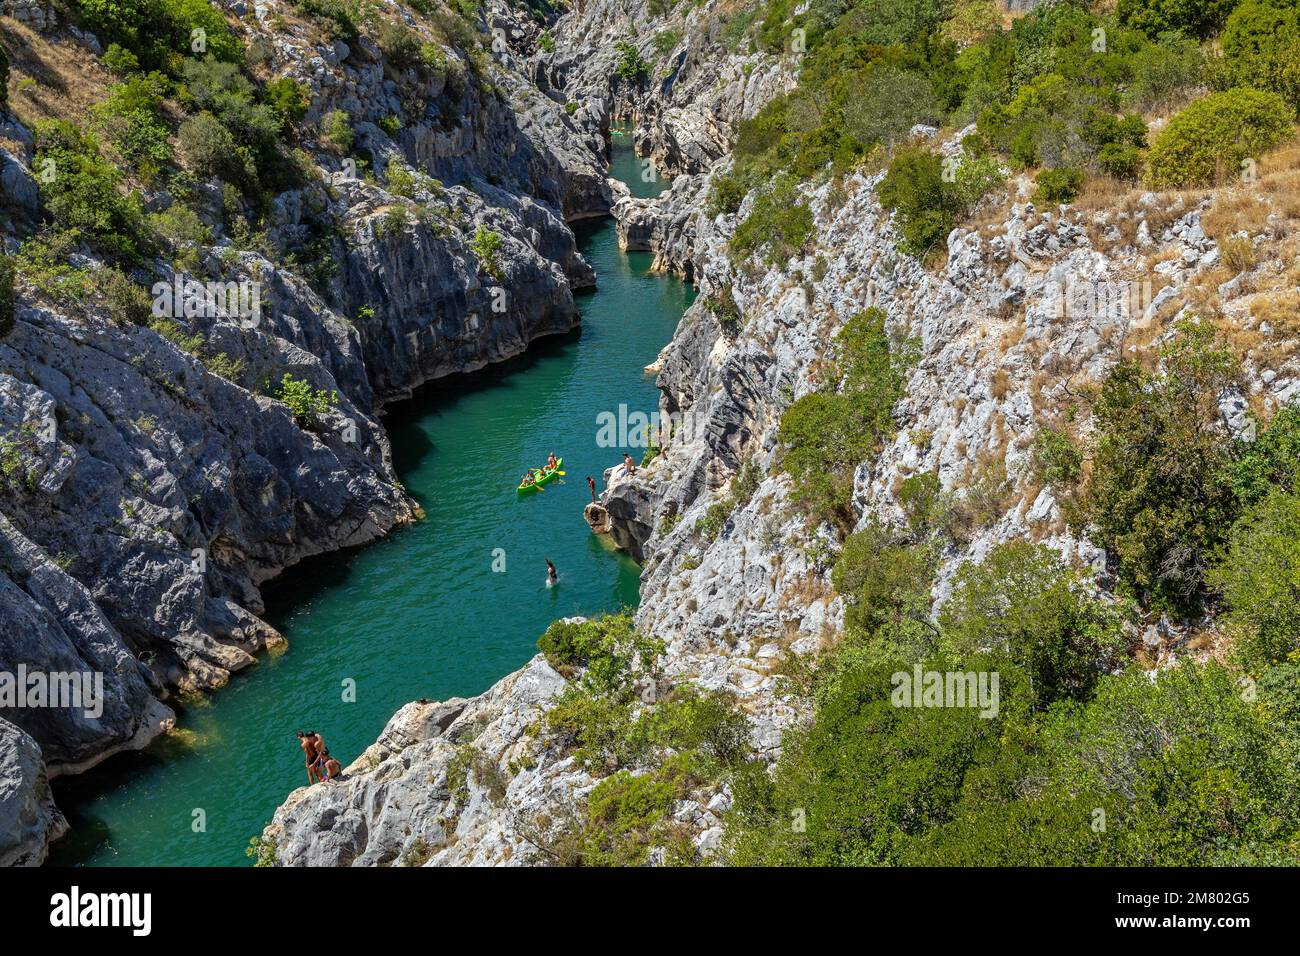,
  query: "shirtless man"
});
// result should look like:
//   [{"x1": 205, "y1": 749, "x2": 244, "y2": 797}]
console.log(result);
[
  {"x1": 297, "y1": 731, "x2": 321, "y2": 784},
  {"x1": 547, "y1": 452, "x2": 558, "y2": 470}
]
